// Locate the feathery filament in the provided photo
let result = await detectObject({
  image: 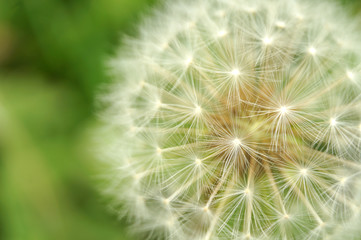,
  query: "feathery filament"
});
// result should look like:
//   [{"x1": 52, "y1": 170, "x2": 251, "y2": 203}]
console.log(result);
[{"x1": 99, "y1": 0, "x2": 361, "y2": 239}]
